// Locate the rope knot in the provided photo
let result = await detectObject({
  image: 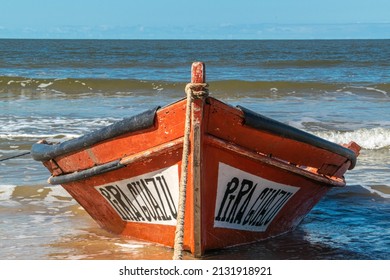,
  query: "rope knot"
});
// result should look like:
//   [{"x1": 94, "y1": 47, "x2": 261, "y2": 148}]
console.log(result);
[{"x1": 185, "y1": 83, "x2": 209, "y2": 99}]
